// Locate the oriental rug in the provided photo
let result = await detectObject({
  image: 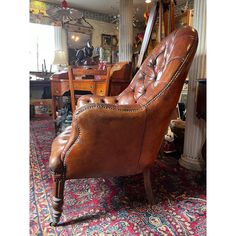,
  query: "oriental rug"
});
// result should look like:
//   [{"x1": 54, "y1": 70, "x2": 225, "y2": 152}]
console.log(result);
[{"x1": 30, "y1": 119, "x2": 206, "y2": 236}]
